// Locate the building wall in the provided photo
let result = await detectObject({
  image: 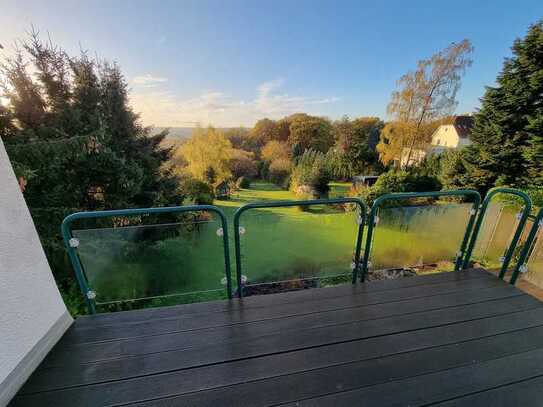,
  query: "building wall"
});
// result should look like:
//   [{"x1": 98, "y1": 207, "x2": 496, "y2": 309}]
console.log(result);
[
  {"x1": 431, "y1": 125, "x2": 460, "y2": 148},
  {"x1": 430, "y1": 124, "x2": 472, "y2": 155},
  {"x1": 0, "y1": 139, "x2": 72, "y2": 406}
]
